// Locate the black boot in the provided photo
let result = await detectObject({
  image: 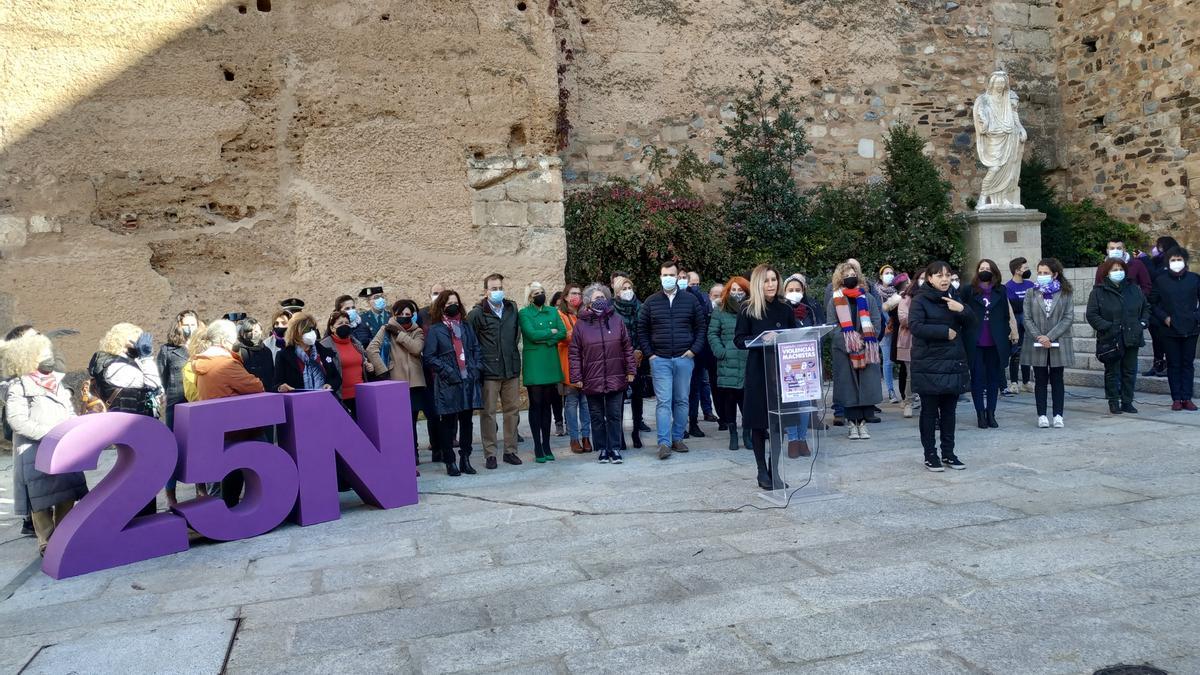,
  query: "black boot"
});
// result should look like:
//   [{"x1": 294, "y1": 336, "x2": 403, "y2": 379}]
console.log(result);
[
  {"x1": 728, "y1": 422, "x2": 739, "y2": 451},
  {"x1": 687, "y1": 419, "x2": 706, "y2": 438},
  {"x1": 977, "y1": 411, "x2": 988, "y2": 429},
  {"x1": 459, "y1": 451, "x2": 477, "y2": 475},
  {"x1": 1109, "y1": 400, "x2": 1123, "y2": 415},
  {"x1": 752, "y1": 439, "x2": 770, "y2": 489},
  {"x1": 631, "y1": 429, "x2": 642, "y2": 449},
  {"x1": 743, "y1": 427, "x2": 752, "y2": 450},
  {"x1": 444, "y1": 457, "x2": 461, "y2": 477},
  {"x1": 431, "y1": 448, "x2": 444, "y2": 463},
  {"x1": 986, "y1": 410, "x2": 999, "y2": 428}
]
